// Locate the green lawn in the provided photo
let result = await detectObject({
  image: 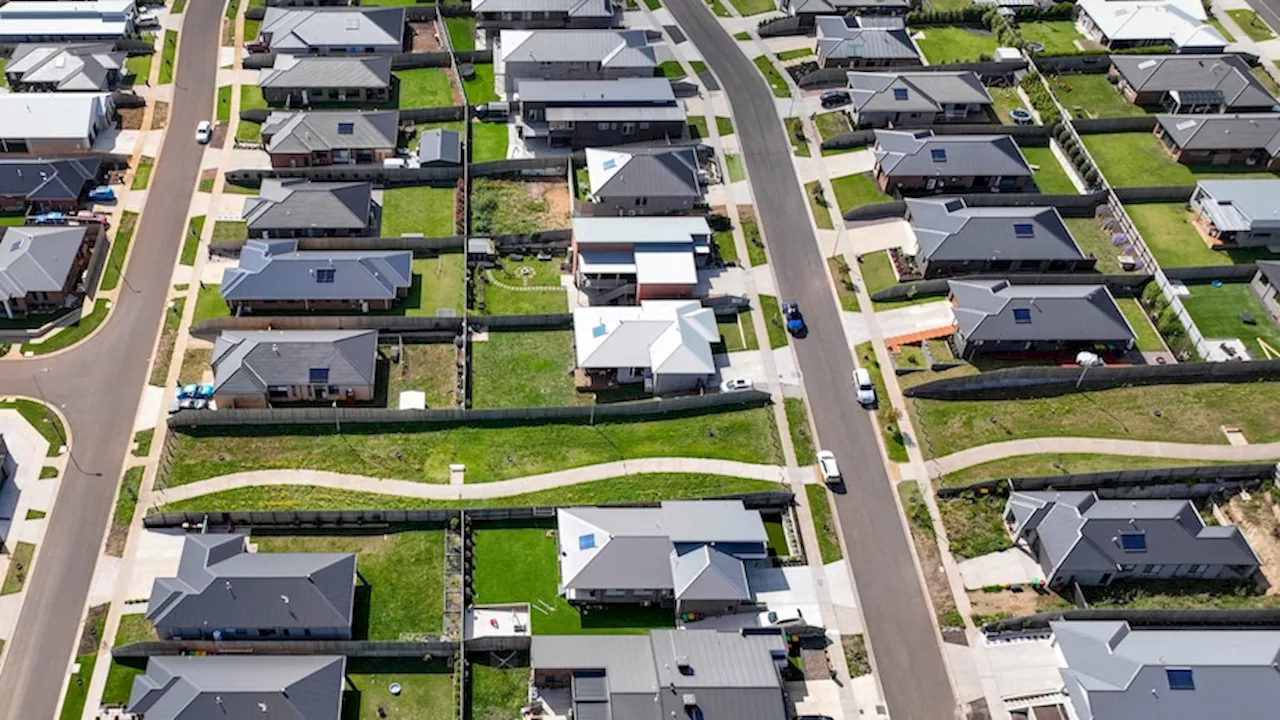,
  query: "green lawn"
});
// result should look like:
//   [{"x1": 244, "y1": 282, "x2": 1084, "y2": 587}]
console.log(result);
[
  {"x1": 805, "y1": 485, "x2": 842, "y2": 563},
  {"x1": 471, "y1": 330, "x2": 581, "y2": 408},
  {"x1": 1048, "y1": 73, "x2": 1145, "y2": 119},
  {"x1": 813, "y1": 111, "x2": 851, "y2": 141},
  {"x1": 734, "y1": 31, "x2": 751, "y2": 40},
  {"x1": 757, "y1": 295, "x2": 789, "y2": 349},
  {"x1": 828, "y1": 256, "x2": 860, "y2": 312},
  {"x1": 1227, "y1": 8, "x2": 1276, "y2": 41},
  {"x1": 776, "y1": 48, "x2": 814, "y2": 61},
  {"x1": 1020, "y1": 146, "x2": 1076, "y2": 194},
  {"x1": 130, "y1": 156, "x2": 154, "y2": 191},
  {"x1": 397, "y1": 68, "x2": 455, "y2": 109},
  {"x1": 240, "y1": 84, "x2": 267, "y2": 111},
  {"x1": 24, "y1": 300, "x2": 110, "y2": 355},
  {"x1": 345, "y1": 664, "x2": 453, "y2": 720},
  {"x1": 215, "y1": 85, "x2": 232, "y2": 122},
  {"x1": 708, "y1": 0, "x2": 731, "y2": 17},
  {"x1": 101, "y1": 211, "x2": 138, "y2": 291},
  {"x1": 688, "y1": 116, "x2": 709, "y2": 140},
  {"x1": 752, "y1": 55, "x2": 790, "y2": 98},
  {"x1": 244, "y1": 16, "x2": 262, "y2": 44},
  {"x1": 404, "y1": 253, "x2": 465, "y2": 317},
  {"x1": 133, "y1": 429, "x2": 153, "y2": 457},
  {"x1": 124, "y1": 53, "x2": 153, "y2": 85},
  {"x1": 857, "y1": 250, "x2": 898, "y2": 298},
  {"x1": 938, "y1": 496, "x2": 1011, "y2": 559},
  {"x1": 171, "y1": 0, "x2": 186, "y2": 11},
  {"x1": 1083, "y1": 132, "x2": 1280, "y2": 187},
  {"x1": 158, "y1": 30, "x2": 177, "y2": 85},
  {"x1": 192, "y1": 283, "x2": 230, "y2": 323},
  {"x1": 1125, "y1": 202, "x2": 1278, "y2": 267},
  {"x1": 1062, "y1": 217, "x2": 1124, "y2": 274},
  {"x1": 1, "y1": 399, "x2": 66, "y2": 456},
  {"x1": 445, "y1": 15, "x2": 475, "y2": 51},
  {"x1": 470, "y1": 665, "x2": 528, "y2": 720},
  {"x1": 725, "y1": 153, "x2": 746, "y2": 182},
  {"x1": 855, "y1": 343, "x2": 909, "y2": 461},
  {"x1": 480, "y1": 257, "x2": 565, "y2": 315},
  {"x1": 660, "y1": 60, "x2": 687, "y2": 78},
  {"x1": 150, "y1": 297, "x2": 186, "y2": 386},
  {"x1": 384, "y1": 343, "x2": 456, "y2": 410},
  {"x1": 714, "y1": 229, "x2": 738, "y2": 265},
  {"x1": 938, "y1": 454, "x2": 1240, "y2": 489},
  {"x1": 743, "y1": 214, "x2": 767, "y2": 266},
  {"x1": 1, "y1": 542, "x2": 34, "y2": 595},
  {"x1": 181, "y1": 215, "x2": 205, "y2": 266},
  {"x1": 830, "y1": 173, "x2": 887, "y2": 215},
  {"x1": 784, "y1": 117, "x2": 810, "y2": 157},
  {"x1": 689, "y1": 60, "x2": 709, "y2": 75},
  {"x1": 1208, "y1": 15, "x2": 1238, "y2": 43},
  {"x1": 107, "y1": 467, "x2": 145, "y2": 556},
  {"x1": 59, "y1": 608, "x2": 105, "y2": 720},
  {"x1": 717, "y1": 311, "x2": 759, "y2": 352},
  {"x1": 211, "y1": 220, "x2": 246, "y2": 241},
  {"x1": 380, "y1": 185, "x2": 455, "y2": 237},
  {"x1": 1118, "y1": 298, "x2": 1165, "y2": 352},
  {"x1": 911, "y1": 25, "x2": 998, "y2": 64},
  {"x1": 805, "y1": 181, "x2": 834, "y2": 230},
  {"x1": 728, "y1": 0, "x2": 774, "y2": 14},
  {"x1": 462, "y1": 63, "x2": 499, "y2": 104},
  {"x1": 471, "y1": 121, "x2": 508, "y2": 163},
  {"x1": 102, "y1": 614, "x2": 156, "y2": 705},
  {"x1": 1019, "y1": 21, "x2": 1085, "y2": 55},
  {"x1": 1251, "y1": 66, "x2": 1280, "y2": 97},
  {"x1": 179, "y1": 347, "x2": 212, "y2": 385},
  {"x1": 987, "y1": 86, "x2": 1027, "y2": 125},
  {"x1": 784, "y1": 397, "x2": 817, "y2": 465},
  {"x1": 1182, "y1": 282, "x2": 1280, "y2": 355}
]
